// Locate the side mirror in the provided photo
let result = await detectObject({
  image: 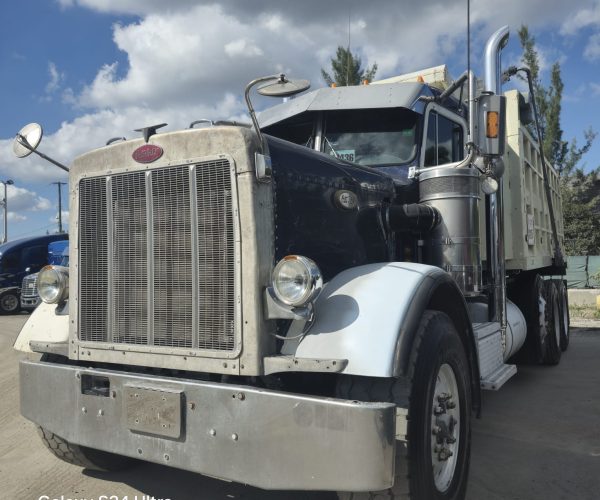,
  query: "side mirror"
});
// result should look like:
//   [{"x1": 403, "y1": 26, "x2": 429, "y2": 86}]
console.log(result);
[
  {"x1": 13, "y1": 123, "x2": 43, "y2": 158},
  {"x1": 25, "y1": 267, "x2": 31, "y2": 273},
  {"x1": 12, "y1": 122, "x2": 70, "y2": 172}
]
